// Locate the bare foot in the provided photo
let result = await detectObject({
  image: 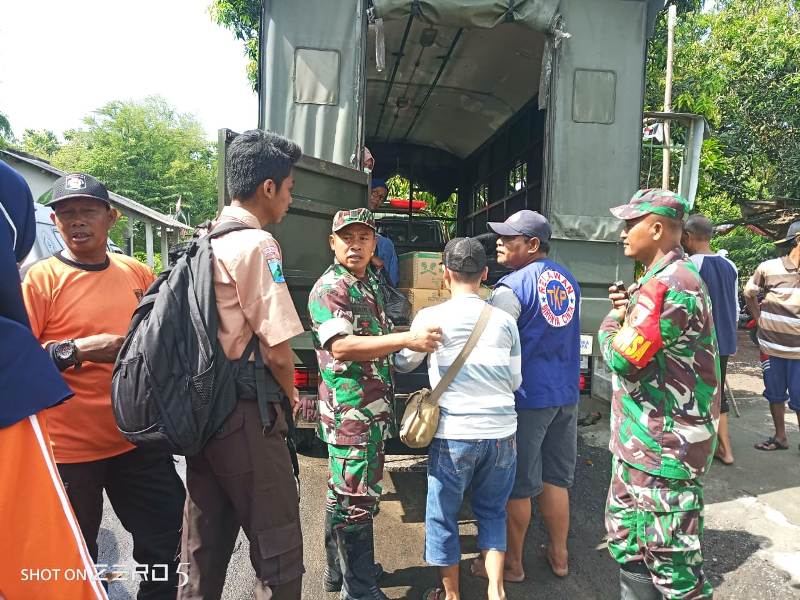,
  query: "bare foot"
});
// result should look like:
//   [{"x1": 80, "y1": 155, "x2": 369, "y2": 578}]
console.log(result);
[
  {"x1": 470, "y1": 558, "x2": 525, "y2": 583},
  {"x1": 714, "y1": 447, "x2": 734, "y2": 465},
  {"x1": 545, "y1": 546, "x2": 568, "y2": 577}
]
